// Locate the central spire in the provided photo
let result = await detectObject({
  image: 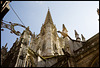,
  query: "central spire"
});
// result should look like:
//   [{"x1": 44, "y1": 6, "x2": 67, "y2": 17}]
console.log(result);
[{"x1": 44, "y1": 8, "x2": 53, "y2": 24}]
